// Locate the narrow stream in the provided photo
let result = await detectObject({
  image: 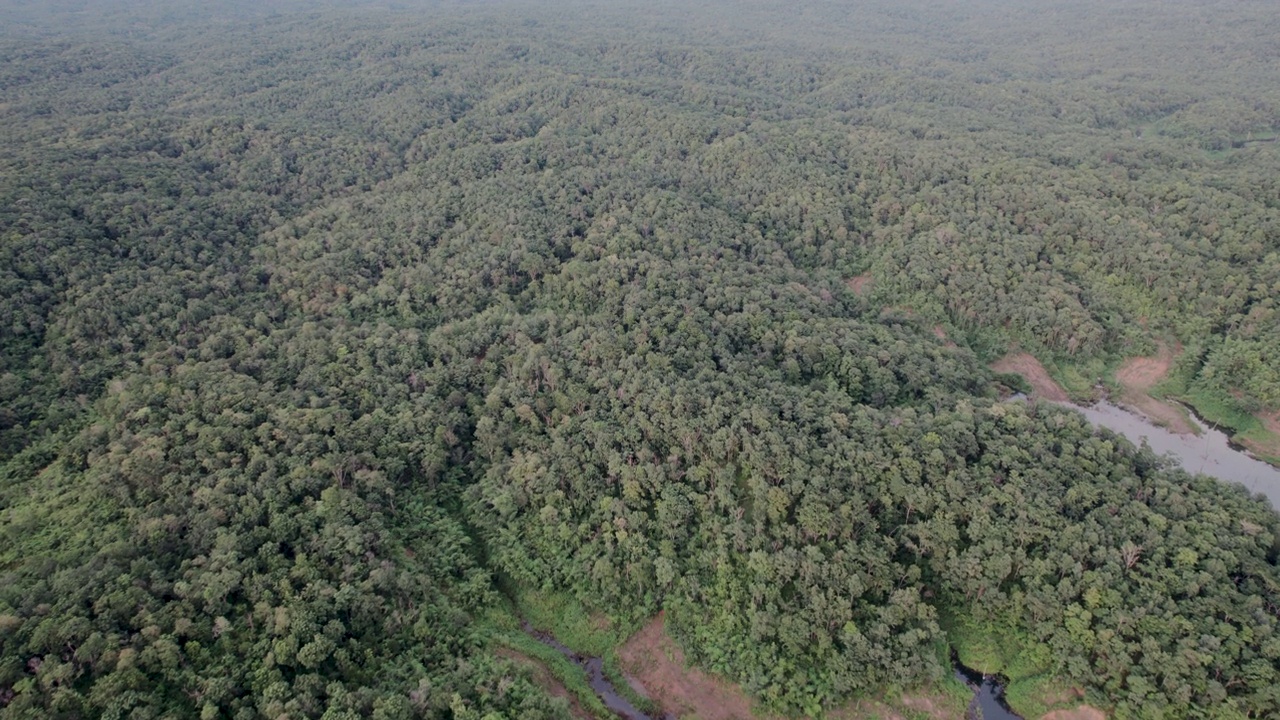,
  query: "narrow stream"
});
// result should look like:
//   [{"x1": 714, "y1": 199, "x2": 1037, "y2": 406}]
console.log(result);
[
  {"x1": 520, "y1": 623, "x2": 671, "y2": 720},
  {"x1": 952, "y1": 652, "x2": 1023, "y2": 720}
]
